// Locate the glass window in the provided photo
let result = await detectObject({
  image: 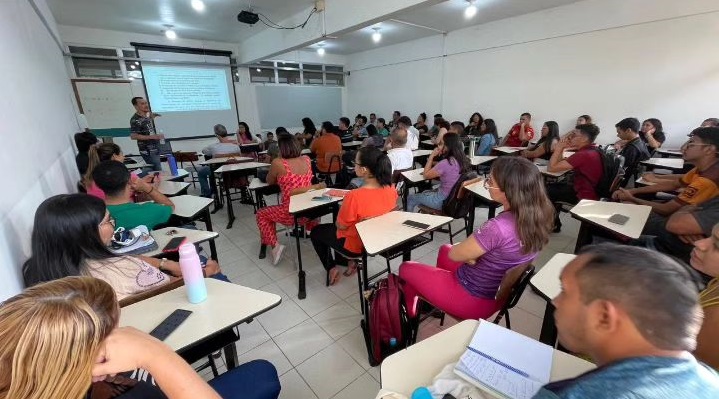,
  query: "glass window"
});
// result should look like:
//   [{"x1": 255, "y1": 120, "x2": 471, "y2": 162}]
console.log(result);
[
  {"x1": 69, "y1": 46, "x2": 122, "y2": 78},
  {"x1": 278, "y1": 62, "x2": 299, "y2": 70},
  {"x1": 325, "y1": 73, "x2": 344, "y2": 86},
  {"x1": 303, "y1": 70, "x2": 323, "y2": 85},
  {"x1": 250, "y1": 68, "x2": 276, "y2": 83},
  {"x1": 303, "y1": 63, "x2": 322, "y2": 71},
  {"x1": 277, "y1": 68, "x2": 301, "y2": 84},
  {"x1": 325, "y1": 65, "x2": 343, "y2": 73},
  {"x1": 69, "y1": 46, "x2": 117, "y2": 57},
  {"x1": 122, "y1": 50, "x2": 142, "y2": 80},
  {"x1": 258, "y1": 61, "x2": 274, "y2": 67}
]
